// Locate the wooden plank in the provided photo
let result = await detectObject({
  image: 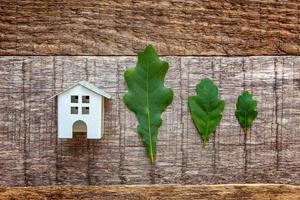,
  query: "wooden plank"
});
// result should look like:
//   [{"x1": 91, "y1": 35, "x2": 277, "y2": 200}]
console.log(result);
[
  {"x1": 0, "y1": 56, "x2": 299, "y2": 186},
  {"x1": 0, "y1": 184, "x2": 299, "y2": 200},
  {"x1": 0, "y1": 1, "x2": 299, "y2": 55}
]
